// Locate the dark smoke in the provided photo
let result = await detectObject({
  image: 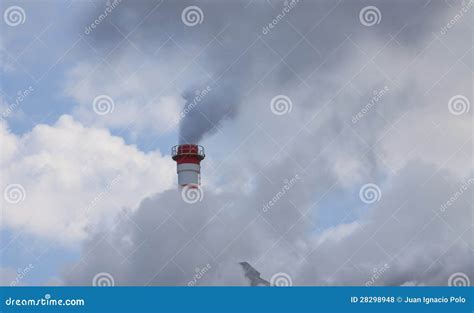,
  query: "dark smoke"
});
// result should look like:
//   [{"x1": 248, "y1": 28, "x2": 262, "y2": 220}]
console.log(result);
[
  {"x1": 81, "y1": 0, "x2": 447, "y2": 144},
  {"x1": 178, "y1": 80, "x2": 241, "y2": 144}
]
